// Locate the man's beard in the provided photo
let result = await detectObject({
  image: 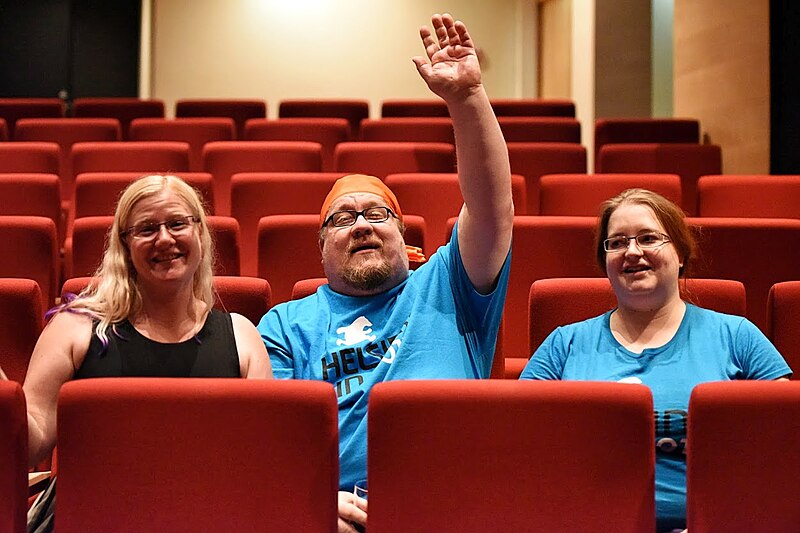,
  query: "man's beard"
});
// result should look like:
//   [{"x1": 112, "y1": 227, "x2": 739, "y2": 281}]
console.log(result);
[{"x1": 340, "y1": 257, "x2": 393, "y2": 291}]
